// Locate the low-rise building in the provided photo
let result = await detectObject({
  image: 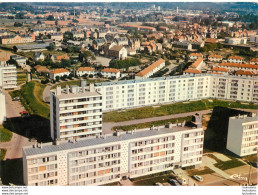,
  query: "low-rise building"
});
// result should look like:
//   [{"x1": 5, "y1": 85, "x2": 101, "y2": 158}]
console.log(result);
[
  {"x1": 49, "y1": 68, "x2": 70, "y2": 80},
  {"x1": 226, "y1": 114, "x2": 258, "y2": 157},
  {"x1": 228, "y1": 56, "x2": 243, "y2": 64},
  {"x1": 211, "y1": 67, "x2": 228, "y2": 75},
  {"x1": 135, "y1": 59, "x2": 165, "y2": 79},
  {"x1": 225, "y1": 37, "x2": 247, "y2": 45},
  {"x1": 189, "y1": 58, "x2": 204, "y2": 71},
  {"x1": 0, "y1": 34, "x2": 35, "y2": 44},
  {"x1": 72, "y1": 31, "x2": 85, "y2": 39},
  {"x1": 101, "y1": 68, "x2": 120, "y2": 79},
  {"x1": 189, "y1": 53, "x2": 203, "y2": 60},
  {"x1": 50, "y1": 33, "x2": 63, "y2": 41},
  {"x1": 34, "y1": 65, "x2": 49, "y2": 74},
  {"x1": 76, "y1": 67, "x2": 95, "y2": 77},
  {"x1": 0, "y1": 65, "x2": 17, "y2": 89},
  {"x1": 250, "y1": 58, "x2": 258, "y2": 65},
  {"x1": 10, "y1": 55, "x2": 26, "y2": 68},
  {"x1": 208, "y1": 54, "x2": 223, "y2": 62},
  {"x1": 33, "y1": 52, "x2": 45, "y2": 61},
  {"x1": 107, "y1": 45, "x2": 127, "y2": 60}
]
